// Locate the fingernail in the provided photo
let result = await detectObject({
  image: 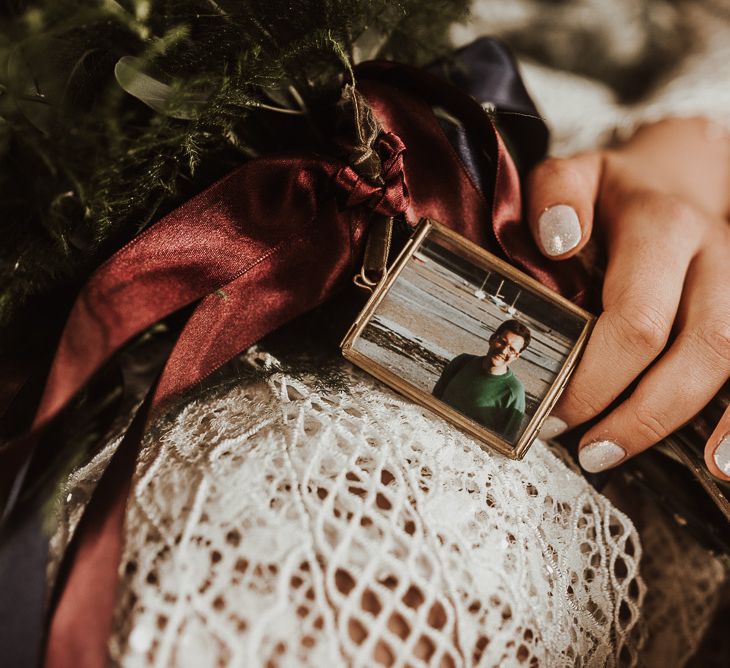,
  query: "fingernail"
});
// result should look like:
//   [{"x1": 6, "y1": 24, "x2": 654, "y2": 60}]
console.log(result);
[
  {"x1": 713, "y1": 434, "x2": 730, "y2": 476},
  {"x1": 538, "y1": 205, "x2": 582, "y2": 256},
  {"x1": 578, "y1": 440, "x2": 626, "y2": 473},
  {"x1": 539, "y1": 415, "x2": 568, "y2": 440}
]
